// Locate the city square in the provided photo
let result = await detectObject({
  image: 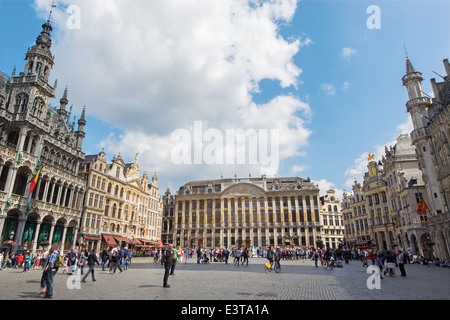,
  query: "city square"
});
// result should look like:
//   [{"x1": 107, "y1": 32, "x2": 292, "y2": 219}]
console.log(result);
[
  {"x1": 0, "y1": 0, "x2": 449, "y2": 307},
  {"x1": 0, "y1": 256, "x2": 448, "y2": 301}
]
